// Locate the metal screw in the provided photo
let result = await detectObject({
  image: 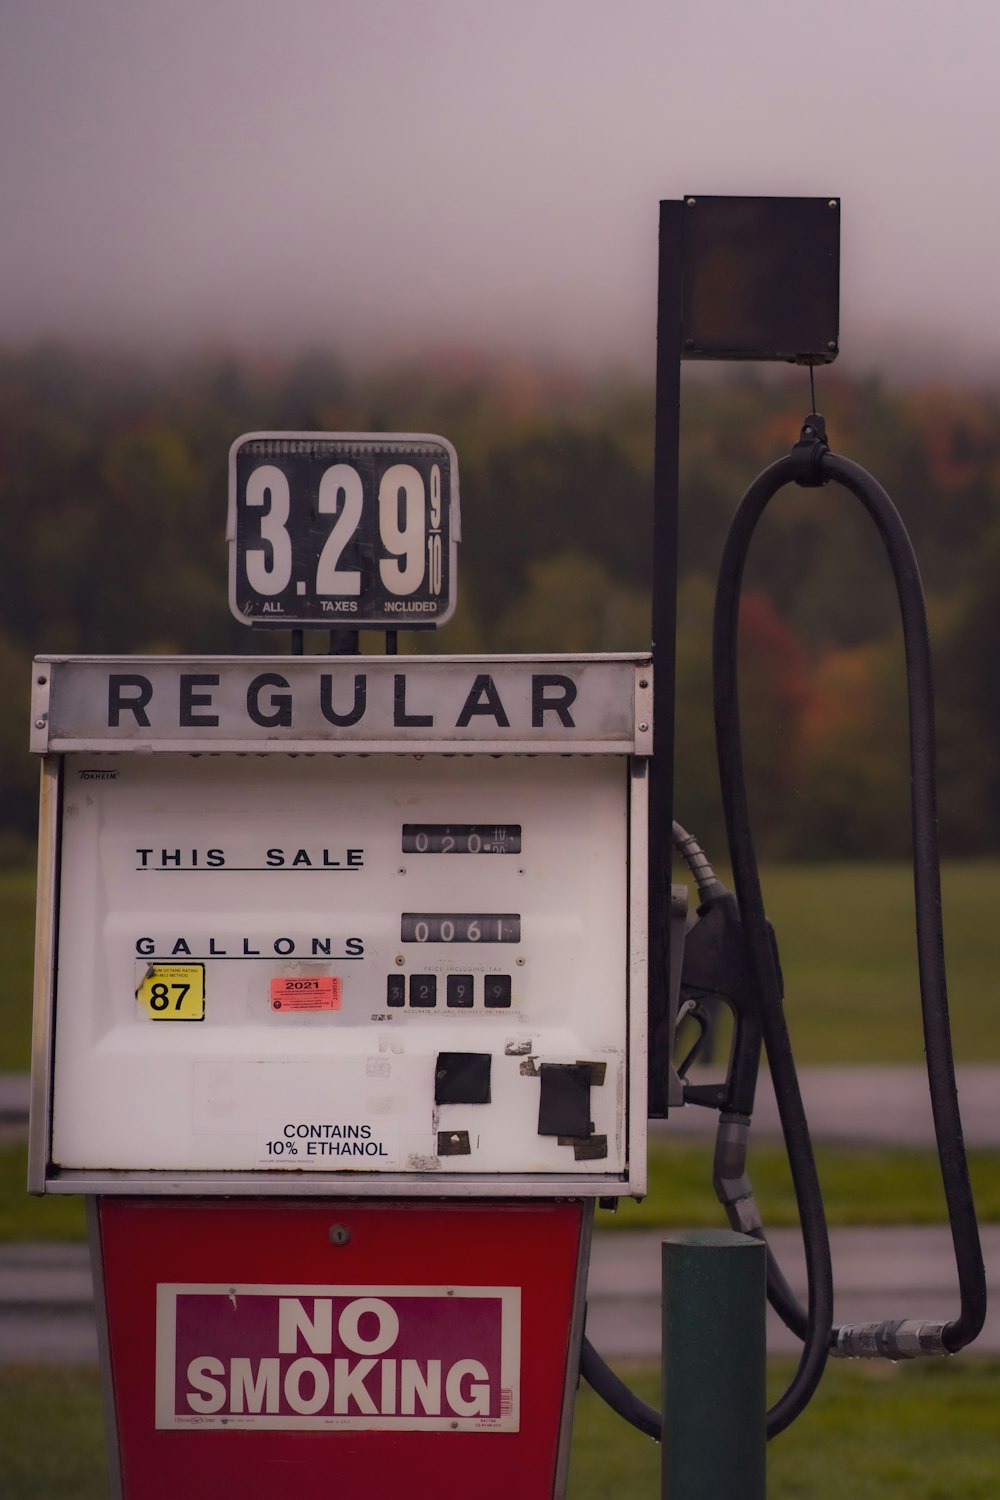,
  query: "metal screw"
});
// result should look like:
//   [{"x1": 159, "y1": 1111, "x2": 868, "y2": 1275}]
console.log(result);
[
  {"x1": 686, "y1": 197, "x2": 696, "y2": 207},
  {"x1": 639, "y1": 678, "x2": 649, "y2": 688},
  {"x1": 828, "y1": 199, "x2": 838, "y2": 208},
  {"x1": 329, "y1": 1224, "x2": 351, "y2": 1246},
  {"x1": 827, "y1": 340, "x2": 837, "y2": 351},
  {"x1": 639, "y1": 722, "x2": 649, "y2": 733},
  {"x1": 36, "y1": 676, "x2": 47, "y2": 686},
  {"x1": 34, "y1": 719, "x2": 45, "y2": 730},
  {"x1": 395, "y1": 954, "x2": 405, "y2": 966},
  {"x1": 516, "y1": 957, "x2": 526, "y2": 967}
]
